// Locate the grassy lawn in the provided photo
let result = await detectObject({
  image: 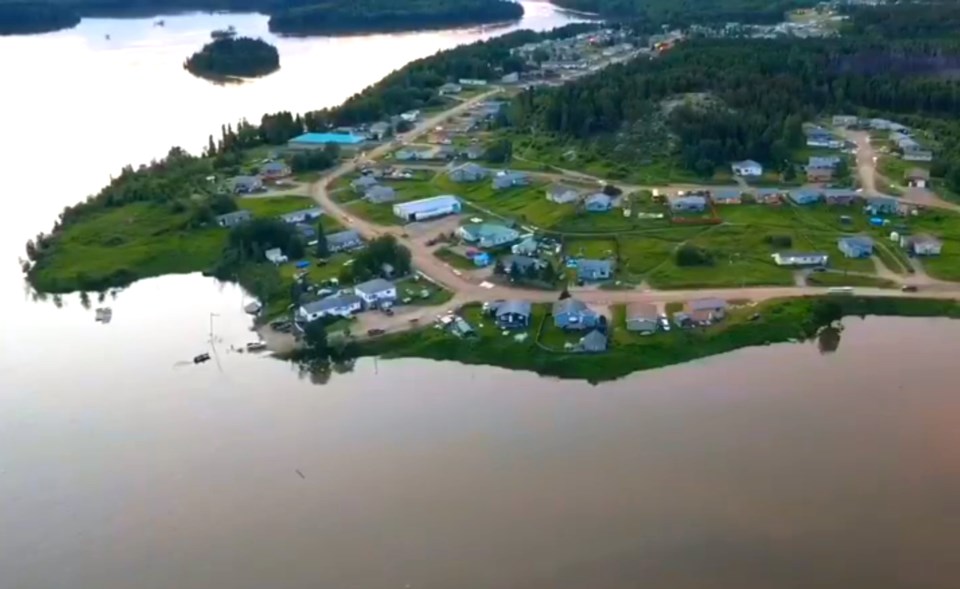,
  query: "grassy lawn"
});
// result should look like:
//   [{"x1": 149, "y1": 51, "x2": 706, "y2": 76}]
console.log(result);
[
  {"x1": 563, "y1": 237, "x2": 617, "y2": 259},
  {"x1": 395, "y1": 277, "x2": 454, "y2": 306},
  {"x1": 806, "y1": 272, "x2": 898, "y2": 289},
  {"x1": 433, "y1": 247, "x2": 476, "y2": 270},
  {"x1": 278, "y1": 252, "x2": 354, "y2": 285},
  {"x1": 238, "y1": 195, "x2": 343, "y2": 231},
  {"x1": 617, "y1": 233, "x2": 686, "y2": 278},
  {"x1": 29, "y1": 202, "x2": 226, "y2": 292},
  {"x1": 873, "y1": 242, "x2": 911, "y2": 275},
  {"x1": 538, "y1": 314, "x2": 588, "y2": 350},
  {"x1": 877, "y1": 155, "x2": 927, "y2": 188}
]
